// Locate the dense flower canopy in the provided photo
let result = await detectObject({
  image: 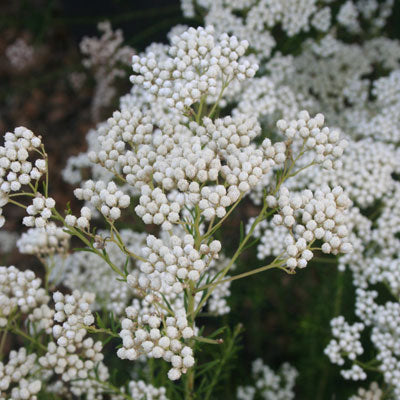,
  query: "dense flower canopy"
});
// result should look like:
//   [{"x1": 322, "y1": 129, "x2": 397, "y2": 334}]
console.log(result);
[{"x1": 1, "y1": 0, "x2": 400, "y2": 398}]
